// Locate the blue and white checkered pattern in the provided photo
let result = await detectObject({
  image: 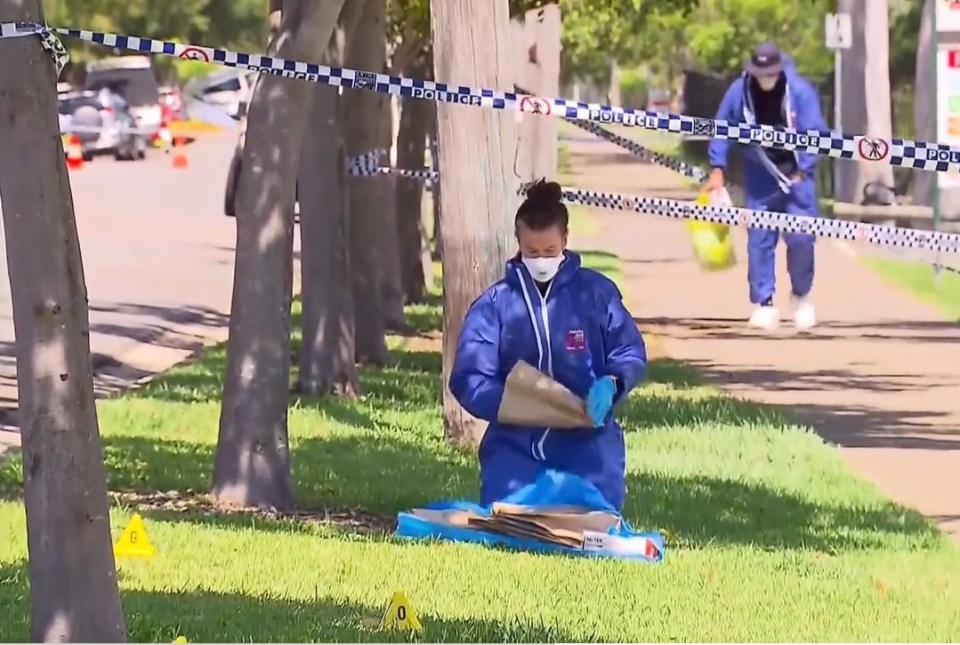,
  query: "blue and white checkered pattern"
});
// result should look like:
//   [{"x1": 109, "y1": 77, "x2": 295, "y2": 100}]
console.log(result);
[
  {"x1": 556, "y1": 187, "x2": 960, "y2": 255},
  {"x1": 350, "y1": 159, "x2": 960, "y2": 255},
  {"x1": 5, "y1": 22, "x2": 960, "y2": 254},
  {"x1": 514, "y1": 84, "x2": 709, "y2": 183},
  {"x1": 348, "y1": 150, "x2": 439, "y2": 182},
  {"x1": 0, "y1": 21, "x2": 69, "y2": 73},
  {"x1": 4, "y1": 22, "x2": 960, "y2": 174},
  {"x1": 568, "y1": 118, "x2": 709, "y2": 182}
]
